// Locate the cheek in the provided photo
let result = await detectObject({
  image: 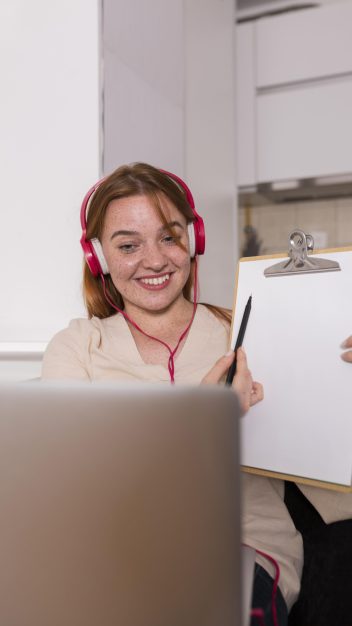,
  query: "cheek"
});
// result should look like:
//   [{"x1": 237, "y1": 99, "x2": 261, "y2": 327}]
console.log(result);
[
  {"x1": 183, "y1": 256, "x2": 191, "y2": 274},
  {"x1": 106, "y1": 252, "x2": 139, "y2": 282},
  {"x1": 174, "y1": 249, "x2": 191, "y2": 276}
]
